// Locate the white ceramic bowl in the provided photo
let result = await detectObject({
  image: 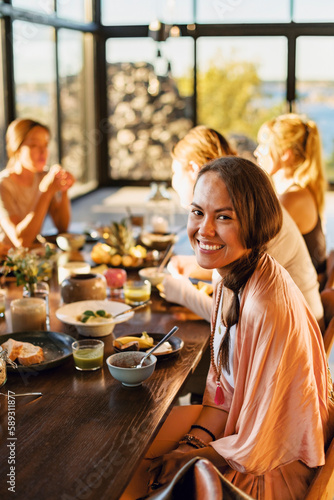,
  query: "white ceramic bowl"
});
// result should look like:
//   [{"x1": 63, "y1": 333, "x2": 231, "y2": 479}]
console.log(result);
[
  {"x1": 56, "y1": 233, "x2": 86, "y2": 252},
  {"x1": 56, "y1": 300, "x2": 134, "y2": 337},
  {"x1": 106, "y1": 351, "x2": 157, "y2": 387},
  {"x1": 138, "y1": 267, "x2": 167, "y2": 287}
]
